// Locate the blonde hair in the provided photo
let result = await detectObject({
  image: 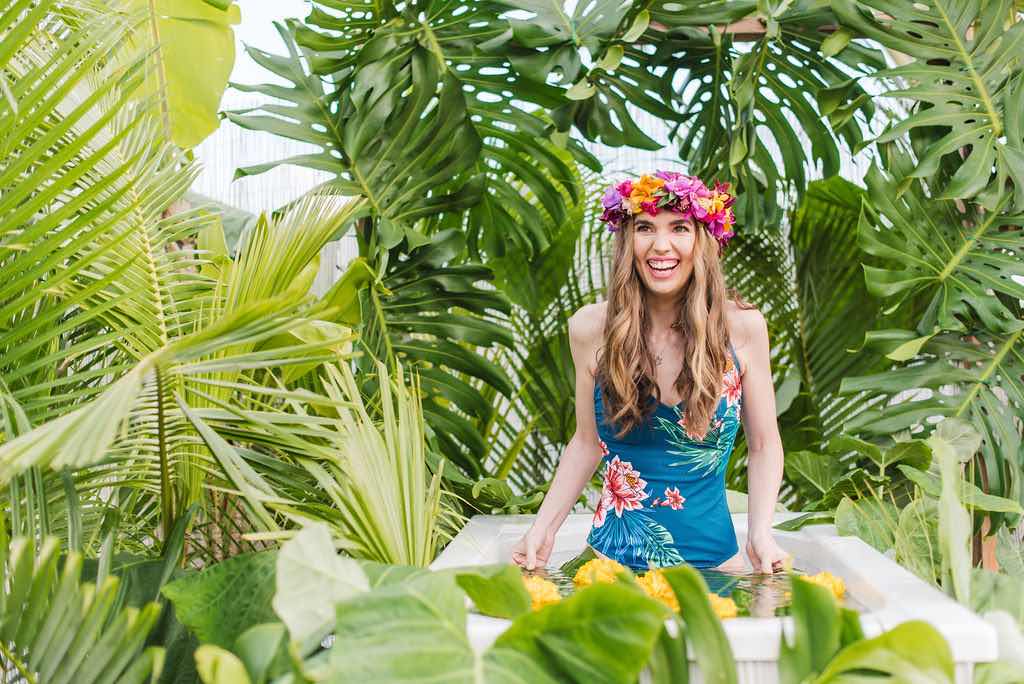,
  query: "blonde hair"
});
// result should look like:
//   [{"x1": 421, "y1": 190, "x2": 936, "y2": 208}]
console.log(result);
[{"x1": 596, "y1": 217, "x2": 752, "y2": 439}]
